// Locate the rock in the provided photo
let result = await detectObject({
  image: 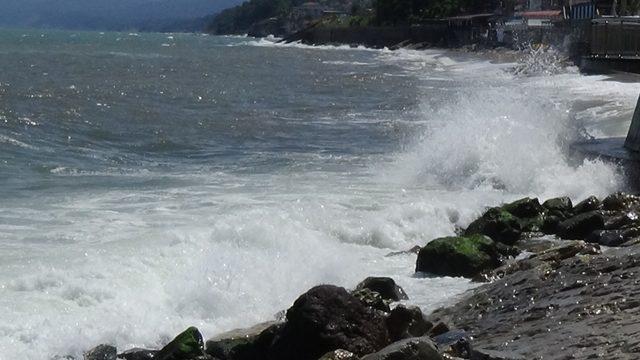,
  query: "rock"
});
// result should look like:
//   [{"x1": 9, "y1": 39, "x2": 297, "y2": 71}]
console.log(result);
[
  {"x1": 470, "y1": 348, "x2": 525, "y2": 360},
  {"x1": 429, "y1": 322, "x2": 450, "y2": 337},
  {"x1": 267, "y1": 285, "x2": 390, "y2": 360},
  {"x1": 360, "y1": 337, "x2": 443, "y2": 360},
  {"x1": 586, "y1": 230, "x2": 626, "y2": 247},
  {"x1": 205, "y1": 321, "x2": 281, "y2": 360},
  {"x1": 572, "y1": 196, "x2": 601, "y2": 214},
  {"x1": 117, "y1": 348, "x2": 157, "y2": 360},
  {"x1": 557, "y1": 211, "x2": 605, "y2": 239},
  {"x1": 416, "y1": 235, "x2": 503, "y2": 278},
  {"x1": 355, "y1": 277, "x2": 409, "y2": 301},
  {"x1": 385, "y1": 246, "x2": 421, "y2": 257},
  {"x1": 532, "y1": 240, "x2": 600, "y2": 262},
  {"x1": 604, "y1": 211, "x2": 640, "y2": 230},
  {"x1": 84, "y1": 345, "x2": 117, "y2": 360},
  {"x1": 318, "y1": 350, "x2": 359, "y2": 360},
  {"x1": 503, "y1": 197, "x2": 545, "y2": 218},
  {"x1": 386, "y1": 305, "x2": 433, "y2": 341},
  {"x1": 432, "y1": 330, "x2": 471, "y2": 359},
  {"x1": 542, "y1": 197, "x2": 573, "y2": 213},
  {"x1": 518, "y1": 213, "x2": 546, "y2": 233},
  {"x1": 155, "y1": 327, "x2": 206, "y2": 360},
  {"x1": 352, "y1": 288, "x2": 391, "y2": 313},
  {"x1": 602, "y1": 192, "x2": 640, "y2": 211},
  {"x1": 464, "y1": 208, "x2": 522, "y2": 245}
]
